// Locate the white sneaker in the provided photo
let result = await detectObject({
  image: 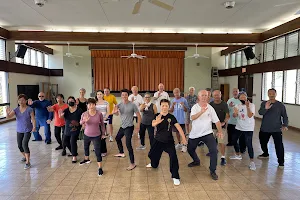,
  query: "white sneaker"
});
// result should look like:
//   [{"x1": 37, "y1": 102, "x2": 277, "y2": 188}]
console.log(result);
[
  {"x1": 249, "y1": 162, "x2": 256, "y2": 171},
  {"x1": 136, "y1": 145, "x2": 146, "y2": 150},
  {"x1": 146, "y1": 163, "x2": 152, "y2": 168},
  {"x1": 175, "y1": 144, "x2": 182, "y2": 150},
  {"x1": 173, "y1": 178, "x2": 180, "y2": 186},
  {"x1": 109, "y1": 136, "x2": 114, "y2": 142},
  {"x1": 181, "y1": 145, "x2": 187, "y2": 153},
  {"x1": 138, "y1": 133, "x2": 140, "y2": 138},
  {"x1": 229, "y1": 155, "x2": 242, "y2": 160}
]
